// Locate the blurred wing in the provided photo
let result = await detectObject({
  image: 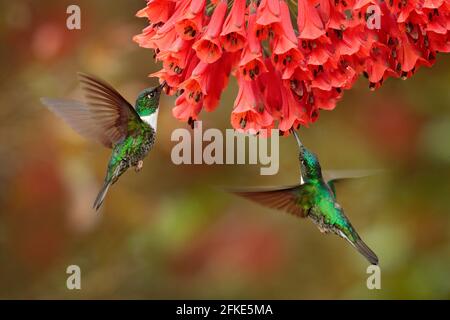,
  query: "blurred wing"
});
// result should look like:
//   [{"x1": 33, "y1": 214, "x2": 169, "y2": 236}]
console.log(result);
[
  {"x1": 41, "y1": 73, "x2": 142, "y2": 148},
  {"x1": 41, "y1": 98, "x2": 117, "y2": 148},
  {"x1": 324, "y1": 169, "x2": 382, "y2": 183},
  {"x1": 228, "y1": 184, "x2": 307, "y2": 217},
  {"x1": 77, "y1": 72, "x2": 143, "y2": 142},
  {"x1": 324, "y1": 169, "x2": 383, "y2": 196}
]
